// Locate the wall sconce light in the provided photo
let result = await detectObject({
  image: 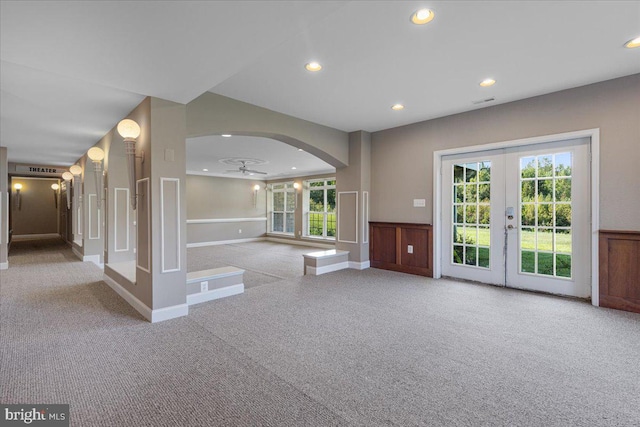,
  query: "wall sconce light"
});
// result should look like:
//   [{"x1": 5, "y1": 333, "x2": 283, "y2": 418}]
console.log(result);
[
  {"x1": 293, "y1": 182, "x2": 301, "y2": 209},
  {"x1": 62, "y1": 172, "x2": 73, "y2": 209},
  {"x1": 13, "y1": 183, "x2": 22, "y2": 210},
  {"x1": 87, "y1": 147, "x2": 105, "y2": 209},
  {"x1": 51, "y1": 183, "x2": 59, "y2": 209},
  {"x1": 253, "y1": 184, "x2": 261, "y2": 208},
  {"x1": 117, "y1": 119, "x2": 142, "y2": 210},
  {"x1": 69, "y1": 164, "x2": 82, "y2": 210}
]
